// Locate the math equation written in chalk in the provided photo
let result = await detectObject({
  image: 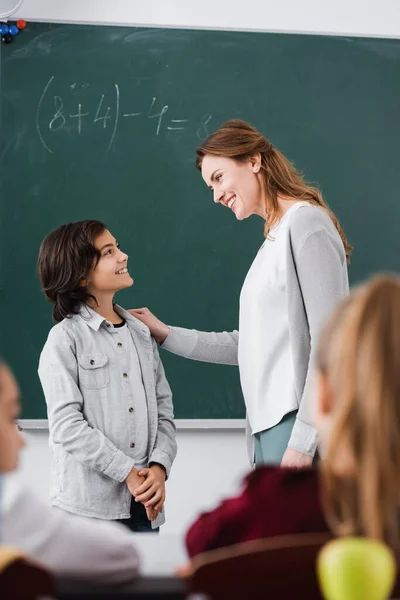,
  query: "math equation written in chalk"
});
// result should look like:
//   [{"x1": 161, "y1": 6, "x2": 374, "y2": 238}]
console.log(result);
[{"x1": 36, "y1": 76, "x2": 213, "y2": 155}]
